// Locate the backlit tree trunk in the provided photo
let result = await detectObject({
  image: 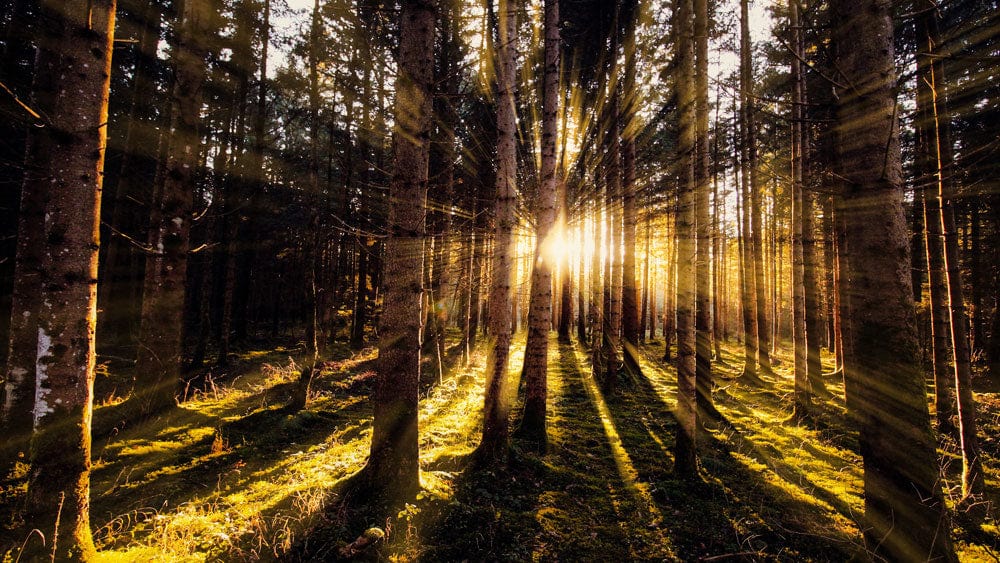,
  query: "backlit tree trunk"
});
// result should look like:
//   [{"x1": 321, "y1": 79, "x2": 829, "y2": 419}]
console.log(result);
[
  {"x1": 362, "y1": 0, "x2": 435, "y2": 498},
  {"x1": 798, "y1": 1, "x2": 826, "y2": 402},
  {"x1": 737, "y1": 0, "x2": 759, "y2": 383},
  {"x1": 519, "y1": 0, "x2": 559, "y2": 449},
  {"x1": 914, "y1": 10, "x2": 955, "y2": 436},
  {"x1": 831, "y1": 0, "x2": 956, "y2": 559},
  {"x1": 135, "y1": 0, "x2": 213, "y2": 416},
  {"x1": 673, "y1": 0, "x2": 698, "y2": 477},
  {"x1": 0, "y1": 22, "x2": 54, "y2": 474},
  {"x1": 694, "y1": 0, "x2": 714, "y2": 416},
  {"x1": 603, "y1": 93, "x2": 623, "y2": 392},
  {"x1": 479, "y1": 0, "x2": 517, "y2": 463},
  {"x1": 22, "y1": 1, "x2": 116, "y2": 558},
  {"x1": 292, "y1": 0, "x2": 323, "y2": 411},
  {"x1": 790, "y1": 0, "x2": 810, "y2": 420},
  {"x1": 621, "y1": 16, "x2": 640, "y2": 361},
  {"x1": 918, "y1": 7, "x2": 985, "y2": 503}
]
